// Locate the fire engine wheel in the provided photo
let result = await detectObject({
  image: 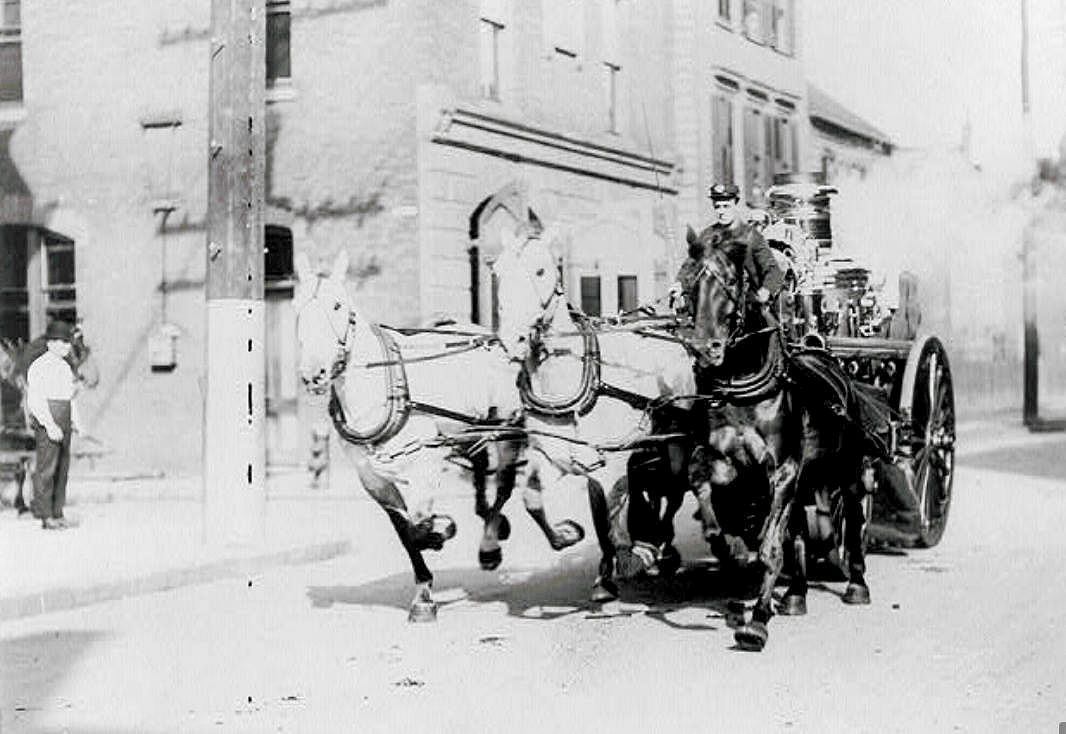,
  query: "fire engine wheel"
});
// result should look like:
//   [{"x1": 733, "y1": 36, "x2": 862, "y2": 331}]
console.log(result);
[{"x1": 906, "y1": 337, "x2": 956, "y2": 548}]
